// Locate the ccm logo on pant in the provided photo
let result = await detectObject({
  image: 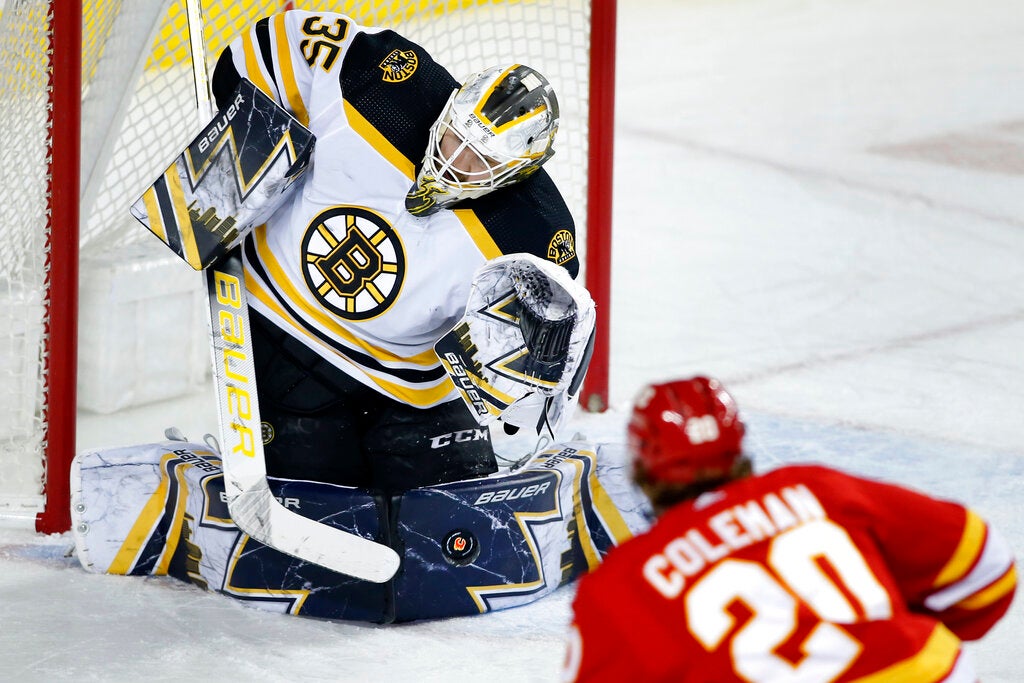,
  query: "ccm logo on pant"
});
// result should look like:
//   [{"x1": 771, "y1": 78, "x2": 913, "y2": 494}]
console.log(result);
[{"x1": 429, "y1": 428, "x2": 490, "y2": 449}]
